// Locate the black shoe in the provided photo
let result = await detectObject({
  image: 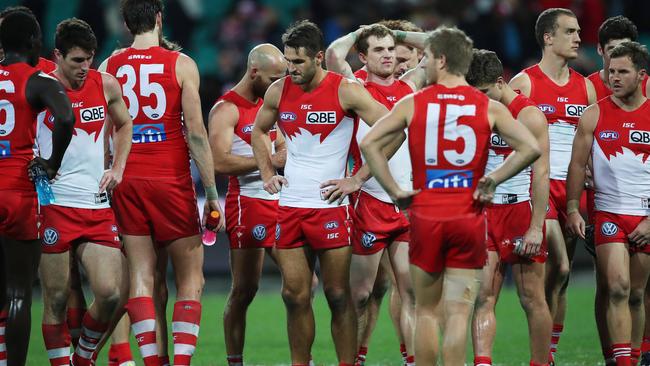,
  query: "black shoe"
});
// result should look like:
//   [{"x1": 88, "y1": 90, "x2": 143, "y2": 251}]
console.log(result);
[{"x1": 640, "y1": 351, "x2": 650, "y2": 366}]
